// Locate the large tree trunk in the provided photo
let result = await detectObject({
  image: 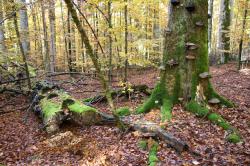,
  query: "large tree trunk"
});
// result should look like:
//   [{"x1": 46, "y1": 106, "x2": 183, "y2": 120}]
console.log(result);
[{"x1": 137, "y1": 0, "x2": 233, "y2": 118}]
